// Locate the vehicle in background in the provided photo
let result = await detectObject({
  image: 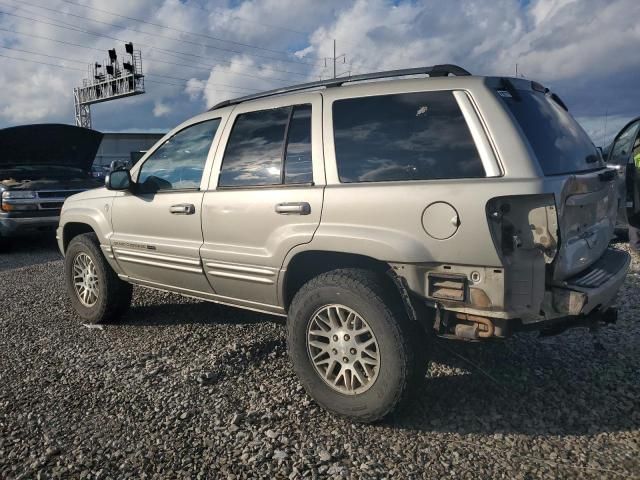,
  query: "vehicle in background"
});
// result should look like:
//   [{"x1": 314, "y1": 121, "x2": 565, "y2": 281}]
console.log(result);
[
  {"x1": 91, "y1": 165, "x2": 110, "y2": 180},
  {"x1": 0, "y1": 124, "x2": 103, "y2": 249},
  {"x1": 604, "y1": 116, "x2": 640, "y2": 236},
  {"x1": 58, "y1": 66, "x2": 629, "y2": 422}
]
